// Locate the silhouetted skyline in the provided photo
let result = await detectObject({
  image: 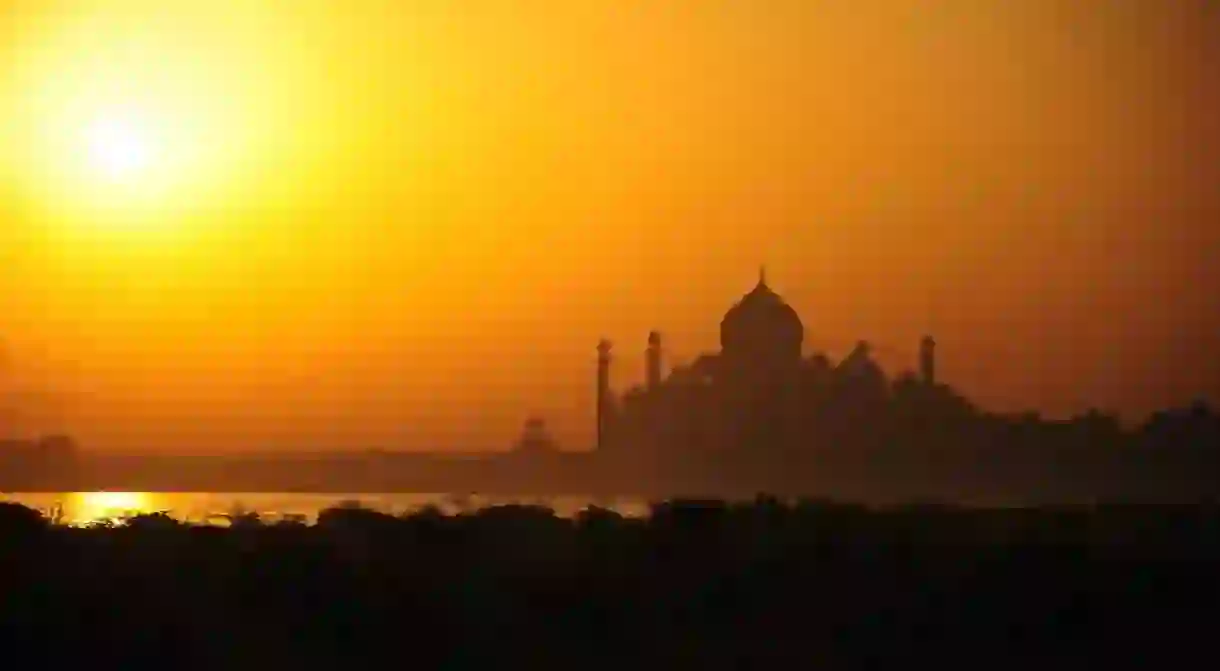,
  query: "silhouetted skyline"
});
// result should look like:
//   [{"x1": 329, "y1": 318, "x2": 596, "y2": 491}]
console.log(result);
[{"x1": 3, "y1": 270, "x2": 1218, "y2": 499}]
